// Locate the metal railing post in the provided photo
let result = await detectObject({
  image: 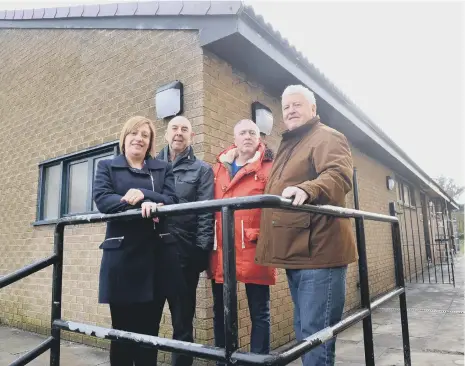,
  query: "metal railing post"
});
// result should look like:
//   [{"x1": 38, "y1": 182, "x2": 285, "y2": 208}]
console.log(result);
[
  {"x1": 414, "y1": 207, "x2": 425, "y2": 283},
  {"x1": 400, "y1": 205, "x2": 413, "y2": 282},
  {"x1": 440, "y1": 200, "x2": 455, "y2": 287},
  {"x1": 353, "y1": 168, "x2": 375, "y2": 366},
  {"x1": 426, "y1": 199, "x2": 439, "y2": 283},
  {"x1": 433, "y1": 199, "x2": 446, "y2": 283},
  {"x1": 389, "y1": 202, "x2": 411, "y2": 366},
  {"x1": 50, "y1": 223, "x2": 64, "y2": 366},
  {"x1": 407, "y1": 207, "x2": 419, "y2": 283},
  {"x1": 221, "y1": 207, "x2": 238, "y2": 365}
]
